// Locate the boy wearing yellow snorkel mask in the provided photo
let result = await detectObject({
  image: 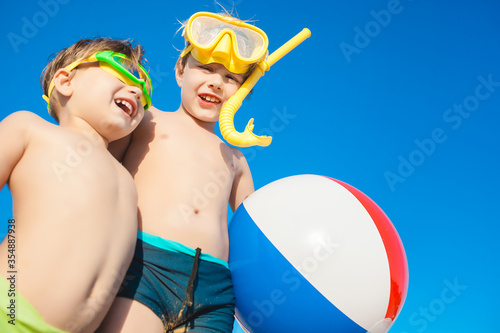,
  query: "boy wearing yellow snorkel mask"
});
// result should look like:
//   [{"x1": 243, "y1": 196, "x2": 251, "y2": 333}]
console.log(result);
[
  {"x1": 0, "y1": 38, "x2": 152, "y2": 332},
  {"x1": 98, "y1": 11, "x2": 265, "y2": 333}
]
